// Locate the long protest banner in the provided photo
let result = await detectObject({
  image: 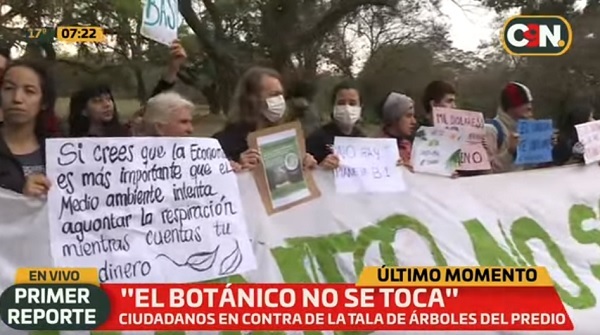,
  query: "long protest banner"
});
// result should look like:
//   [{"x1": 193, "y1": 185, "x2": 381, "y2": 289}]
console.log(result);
[{"x1": 1, "y1": 165, "x2": 600, "y2": 334}]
